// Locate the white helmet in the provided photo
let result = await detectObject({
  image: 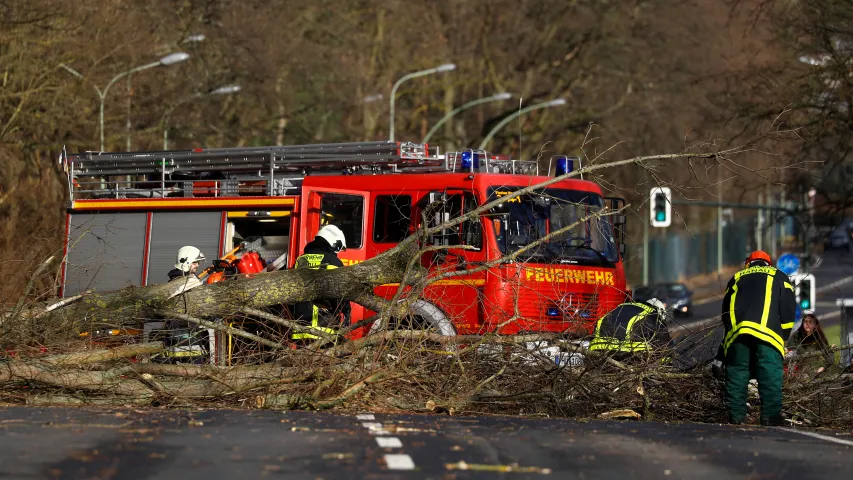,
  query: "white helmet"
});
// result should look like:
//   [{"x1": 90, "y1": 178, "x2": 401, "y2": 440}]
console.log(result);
[
  {"x1": 645, "y1": 297, "x2": 666, "y2": 311},
  {"x1": 175, "y1": 246, "x2": 206, "y2": 272},
  {"x1": 316, "y1": 224, "x2": 346, "y2": 253}
]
